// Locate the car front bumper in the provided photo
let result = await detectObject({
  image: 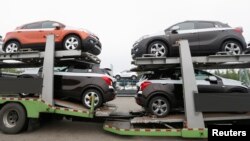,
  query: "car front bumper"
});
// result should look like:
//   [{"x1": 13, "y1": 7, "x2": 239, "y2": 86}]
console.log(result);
[
  {"x1": 82, "y1": 36, "x2": 102, "y2": 55},
  {"x1": 131, "y1": 41, "x2": 148, "y2": 60}
]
